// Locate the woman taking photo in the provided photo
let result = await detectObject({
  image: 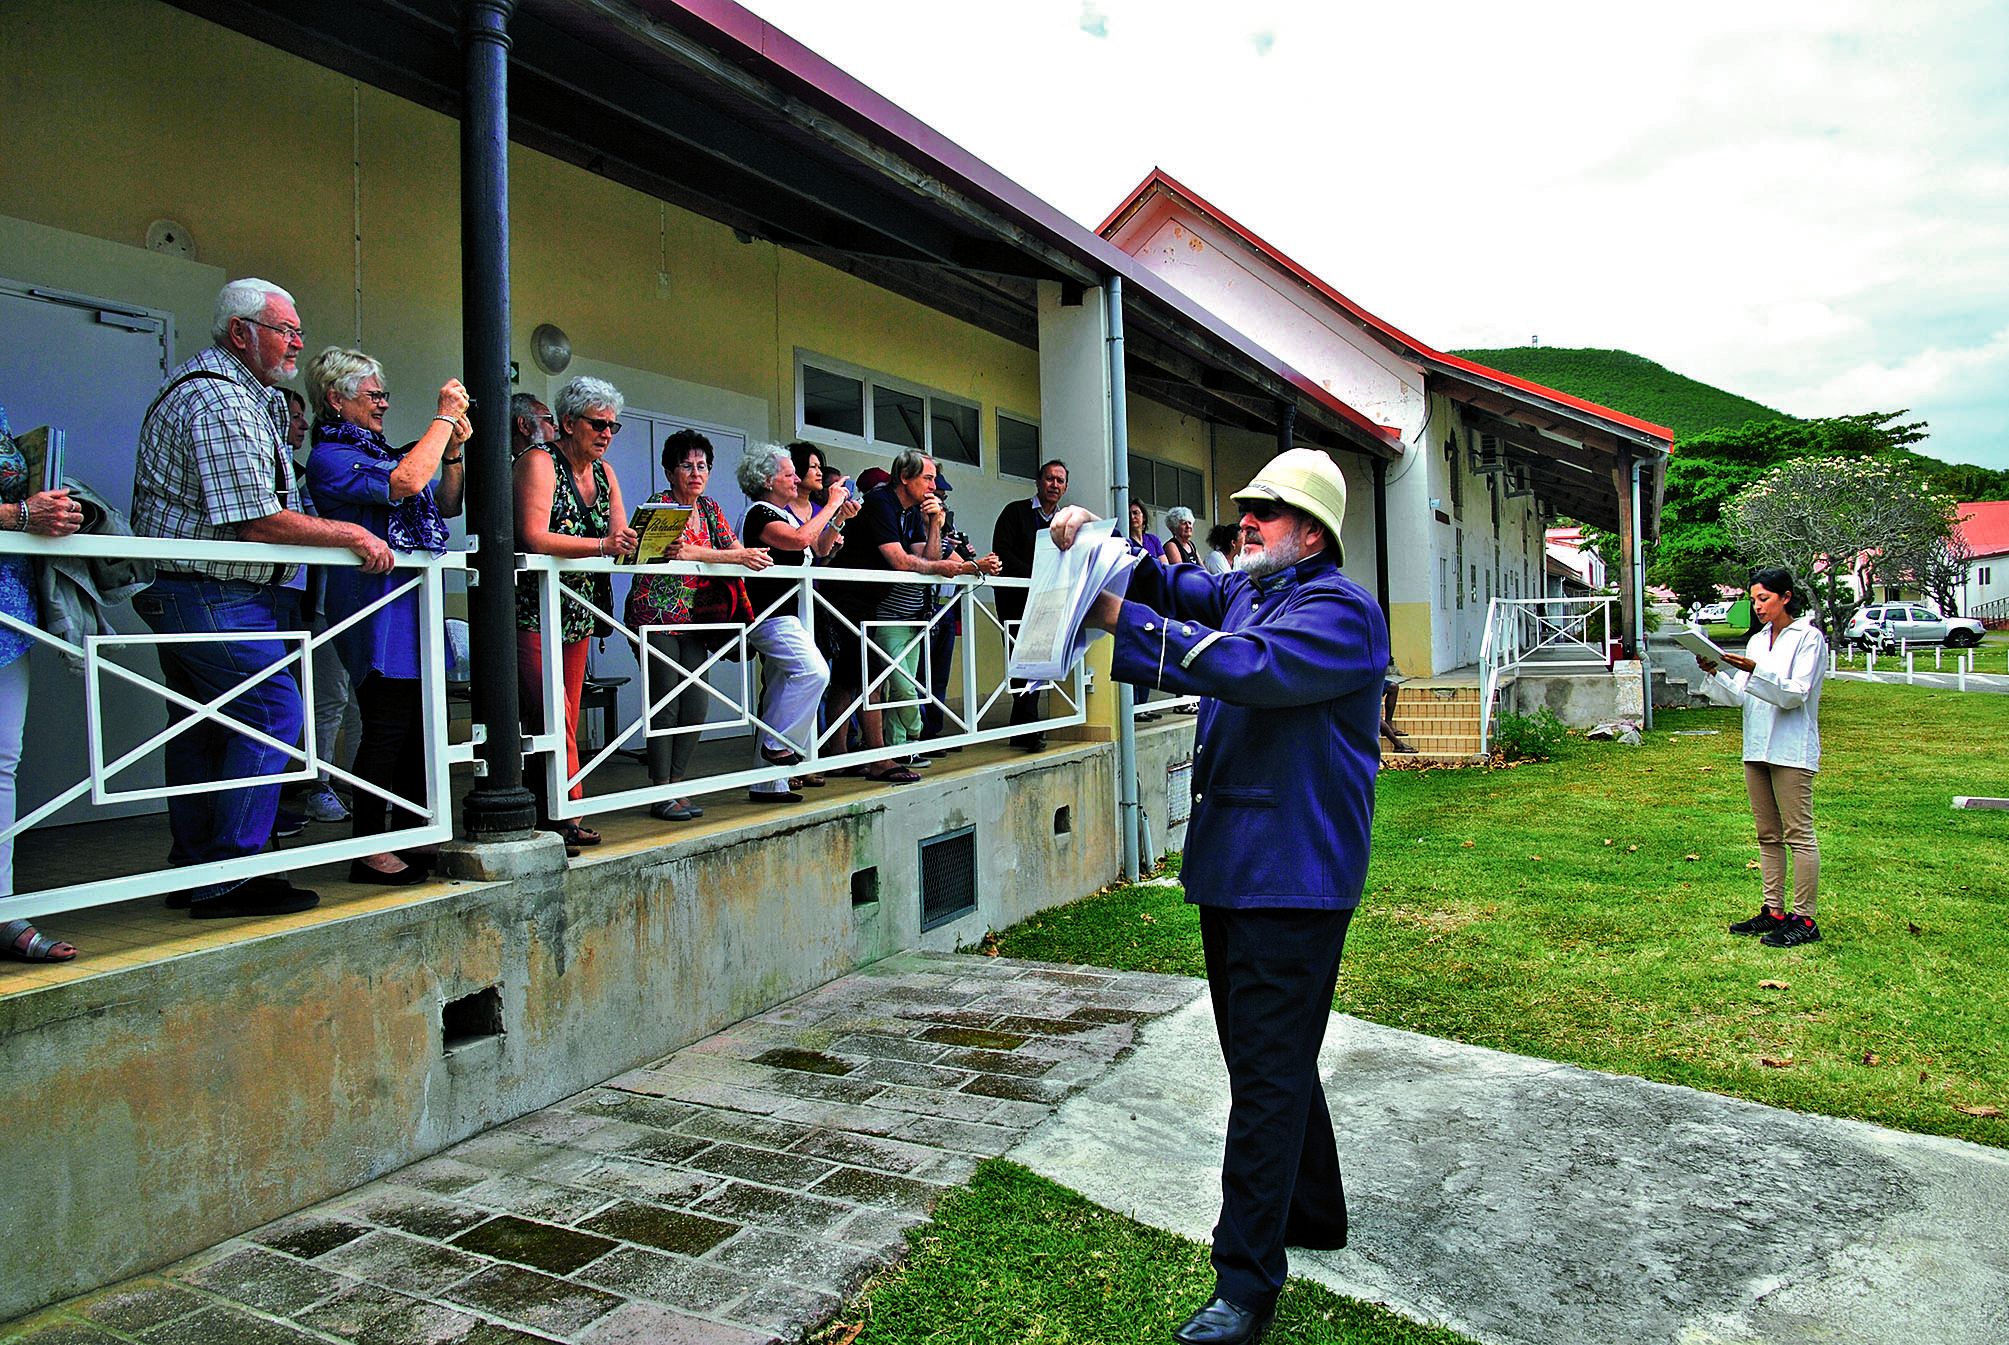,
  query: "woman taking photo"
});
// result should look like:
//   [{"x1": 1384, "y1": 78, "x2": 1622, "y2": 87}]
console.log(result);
[
  {"x1": 1696, "y1": 567, "x2": 1828, "y2": 947},
  {"x1": 513, "y1": 376, "x2": 638, "y2": 851},
  {"x1": 785, "y1": 441, "x2": 856, "y2": 560},
  {"x1": 305, "y1": 349, "x2": 468, "y2": 884},
  {"x1": 624, "y1": 429, "x2": 769, "y2": 822},
  {"x1": 737, "y1": 443, "x2": 849, "y2": 803}
]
